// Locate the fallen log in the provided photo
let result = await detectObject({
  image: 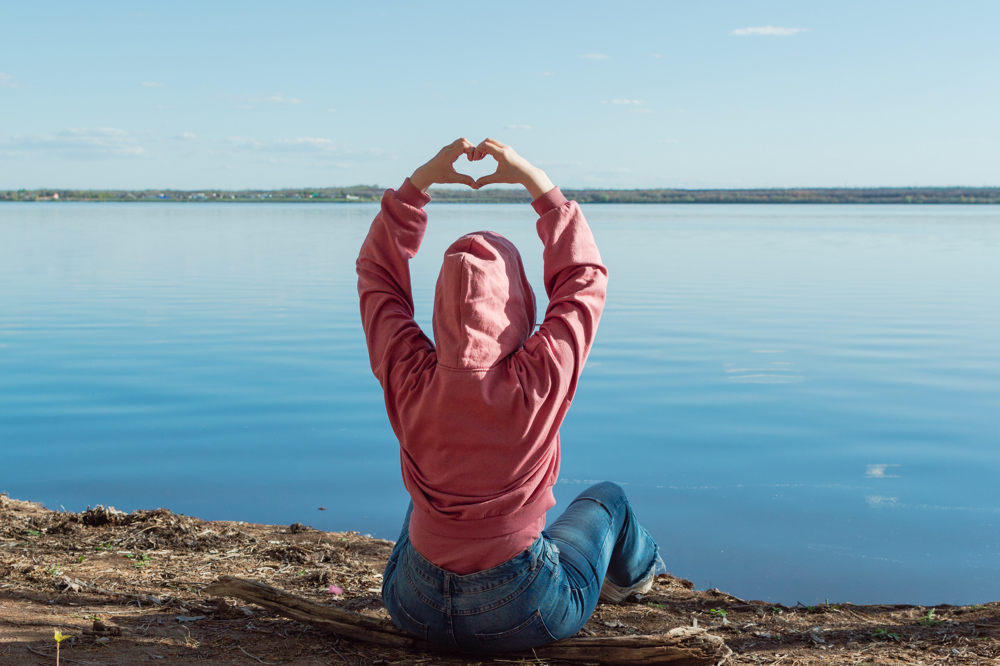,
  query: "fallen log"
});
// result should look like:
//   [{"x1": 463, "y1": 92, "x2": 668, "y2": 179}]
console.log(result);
[{"x1": 204, "y1": 575, "x2": 731, "y2": 665}]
